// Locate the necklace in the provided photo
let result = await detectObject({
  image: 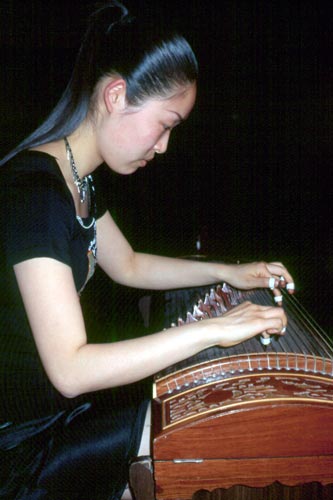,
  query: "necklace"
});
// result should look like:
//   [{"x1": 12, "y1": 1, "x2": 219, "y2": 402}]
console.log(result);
[{"x1": 64, "y1": 136, "x2": 89, "y2": 204}]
